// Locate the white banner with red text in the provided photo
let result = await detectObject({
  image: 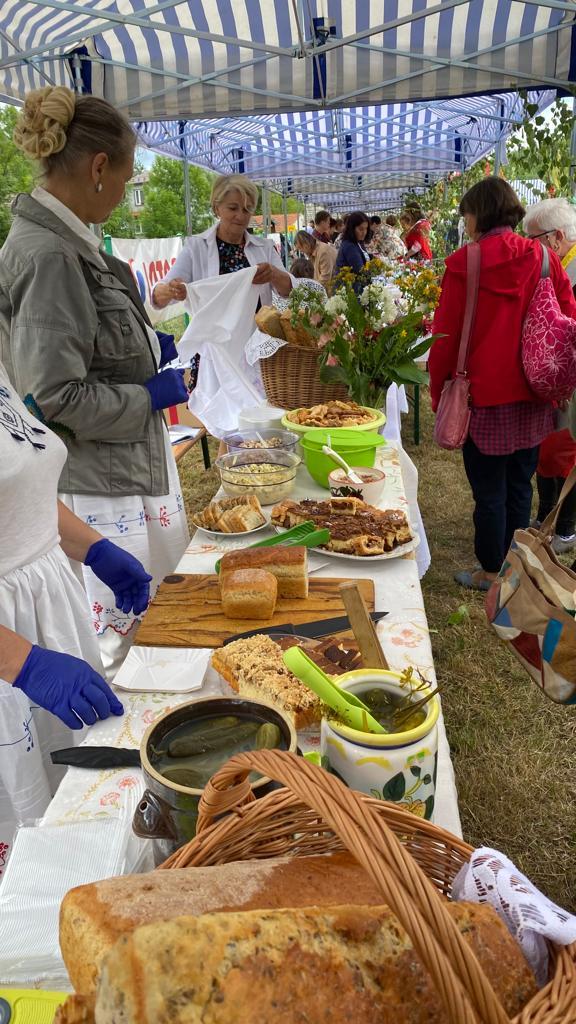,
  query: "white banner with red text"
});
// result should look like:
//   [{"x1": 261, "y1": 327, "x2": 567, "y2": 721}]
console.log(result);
[{"x1": 109, "y1": 236, "x2": 184, "y2": 326}]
